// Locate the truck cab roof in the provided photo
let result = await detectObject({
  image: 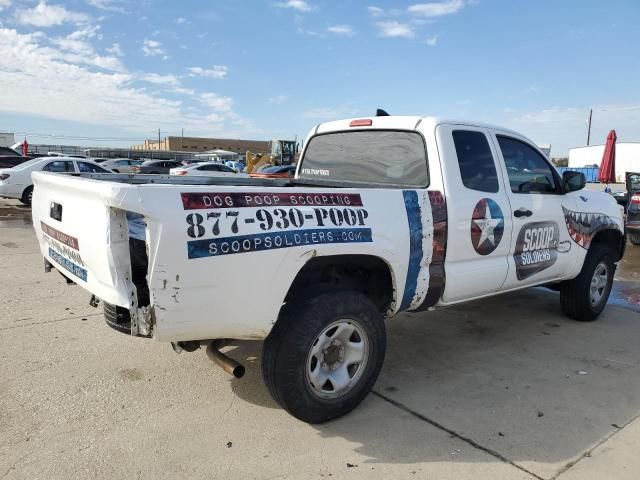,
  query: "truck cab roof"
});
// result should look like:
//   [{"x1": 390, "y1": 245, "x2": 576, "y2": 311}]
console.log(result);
[{"x1": 315, "y1": 115, "x2": 524, "y2": 139}]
